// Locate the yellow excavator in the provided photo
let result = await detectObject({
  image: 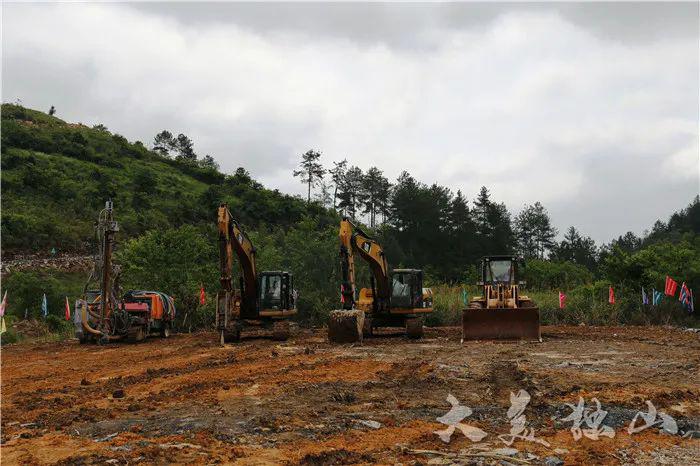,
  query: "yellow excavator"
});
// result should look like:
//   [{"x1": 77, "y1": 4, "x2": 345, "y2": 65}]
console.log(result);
[
  {"x1": 328, "y1": 218, "x2": 433, "y2": 342},
  {"x1": 216, "y1": 203, "x2": 297, "y2": 344},
  {"x1": 463, "y1": 255, "x2": 540, "y2": 341}
]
